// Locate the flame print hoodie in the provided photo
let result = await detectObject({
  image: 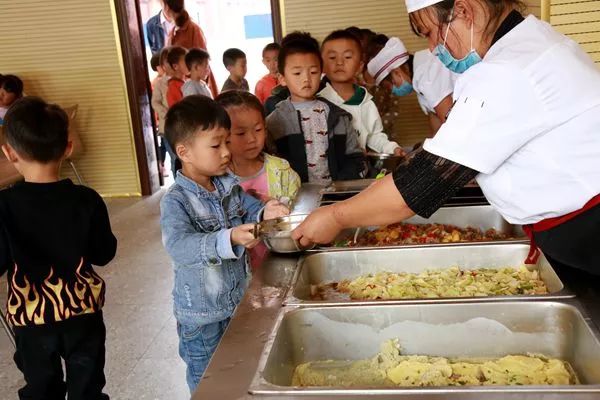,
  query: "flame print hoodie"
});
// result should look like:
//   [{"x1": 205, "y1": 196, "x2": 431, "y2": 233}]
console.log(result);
[{"x1": 0, "y1": 179, "x2": 117, "y2": 327}]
